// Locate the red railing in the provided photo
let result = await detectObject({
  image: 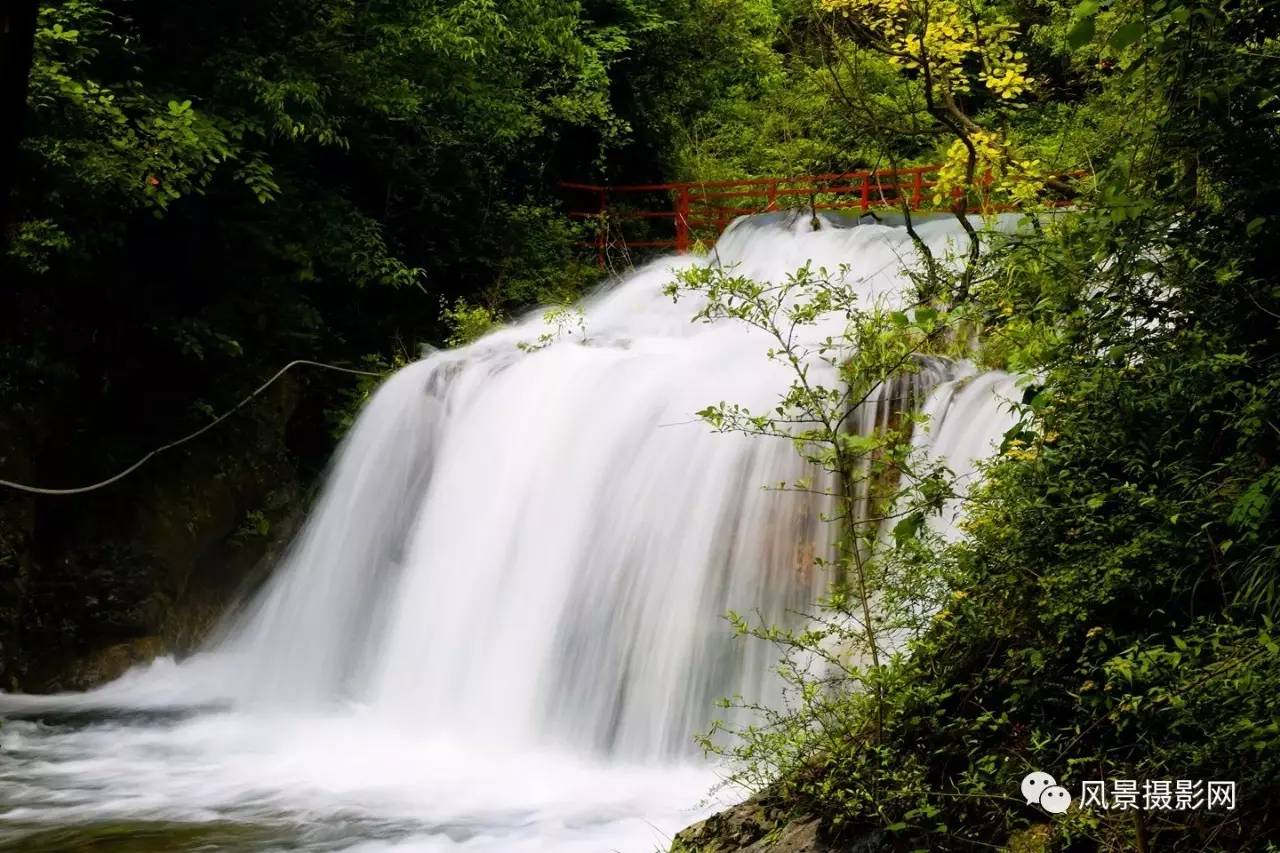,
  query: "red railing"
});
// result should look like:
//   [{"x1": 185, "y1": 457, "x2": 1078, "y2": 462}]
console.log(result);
[{"x1": 563, "y1": 165, "x2": 952, "y2": 267}]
